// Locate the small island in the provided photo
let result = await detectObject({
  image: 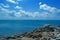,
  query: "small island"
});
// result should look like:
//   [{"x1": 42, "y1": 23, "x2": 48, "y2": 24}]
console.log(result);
[{"x1": 0, "y1": 24, "x2": 60, "y2": 40}]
